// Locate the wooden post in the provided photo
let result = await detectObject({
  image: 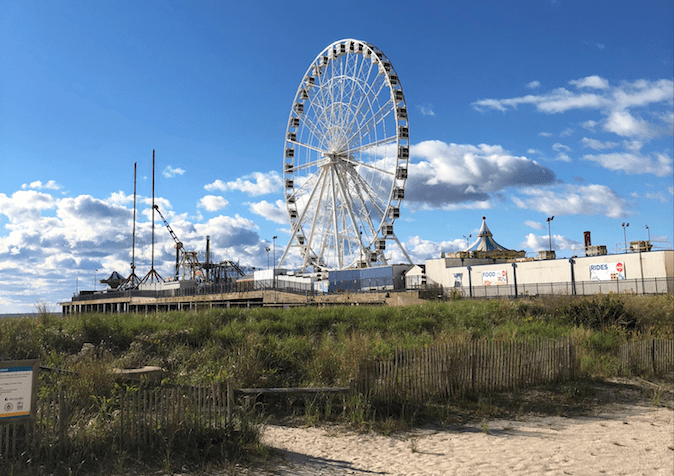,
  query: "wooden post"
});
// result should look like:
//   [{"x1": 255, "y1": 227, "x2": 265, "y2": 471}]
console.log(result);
[{"x1": 227, "y1": 378, "x2": 233, "y2": 421}]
